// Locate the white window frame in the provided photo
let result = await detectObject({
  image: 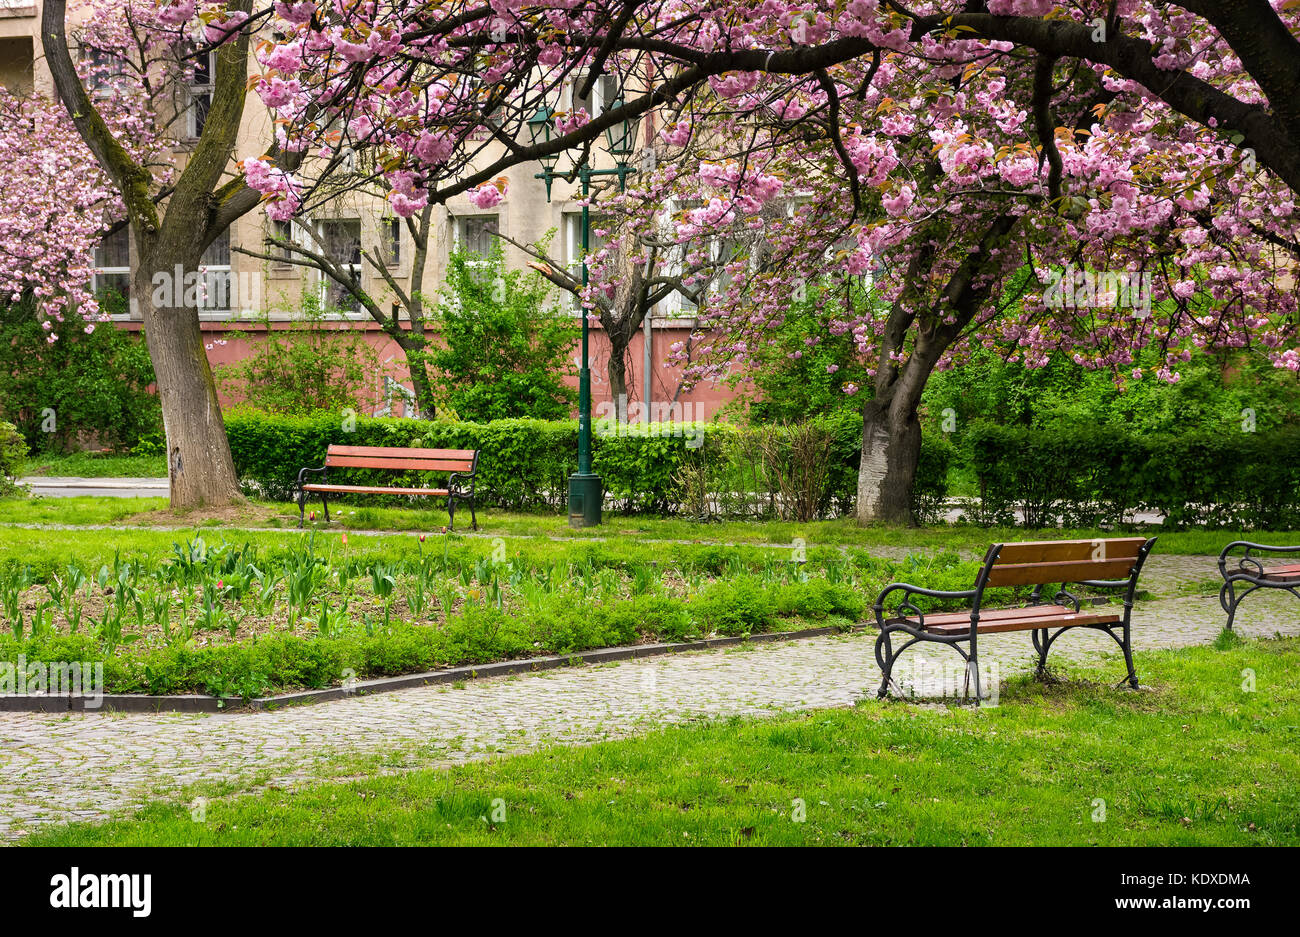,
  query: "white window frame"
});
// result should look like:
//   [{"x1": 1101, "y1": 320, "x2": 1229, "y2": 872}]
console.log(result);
[
  {"x1": 451, "y1": 214, "x2": 500, "y2": 264},
  {"x1": 186, "y1": 48, "x2": 215, "y2": 140},
  {"x1": 566, "y1": 71, "x2": 618, "y2": 119},
  {"x1": 91, "y1": 227, "x2": 131, "y2": 310},
  {"x1": 197, "y1": 229, "x2": 232, "y2": 317},
  {"x1": 312, "y1": 218, "x2": 363, "y2": 316}
]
